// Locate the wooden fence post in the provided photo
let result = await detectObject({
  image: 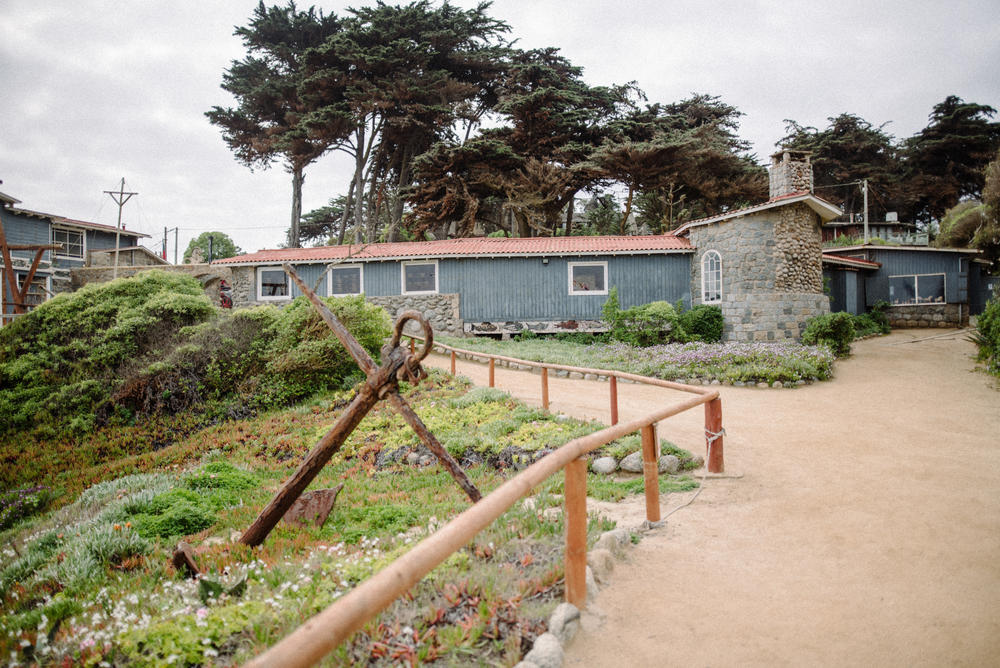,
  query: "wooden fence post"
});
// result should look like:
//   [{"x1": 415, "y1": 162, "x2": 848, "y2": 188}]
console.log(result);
[
  {"x1": 641, "y1": 424, "x2": 661, "y2": 522},
  {"x1": 541, "y1": 367, "x2": 549, "y2": 411},
  {"x1": 564, "y1": 456, "x2": 588, "y2": 608},
  {"x1": 488, "y1": 358, "x2": 495, "y2": 387},
  {"x1": 705, "y1": 397, "x2": 724, "y2": 473},
  {"x1": 450, "y1": 351, "x2": 456, "y2": 375},
  {"x1": 609, "y1": 375, "x2": 619, "y2": 425}
]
